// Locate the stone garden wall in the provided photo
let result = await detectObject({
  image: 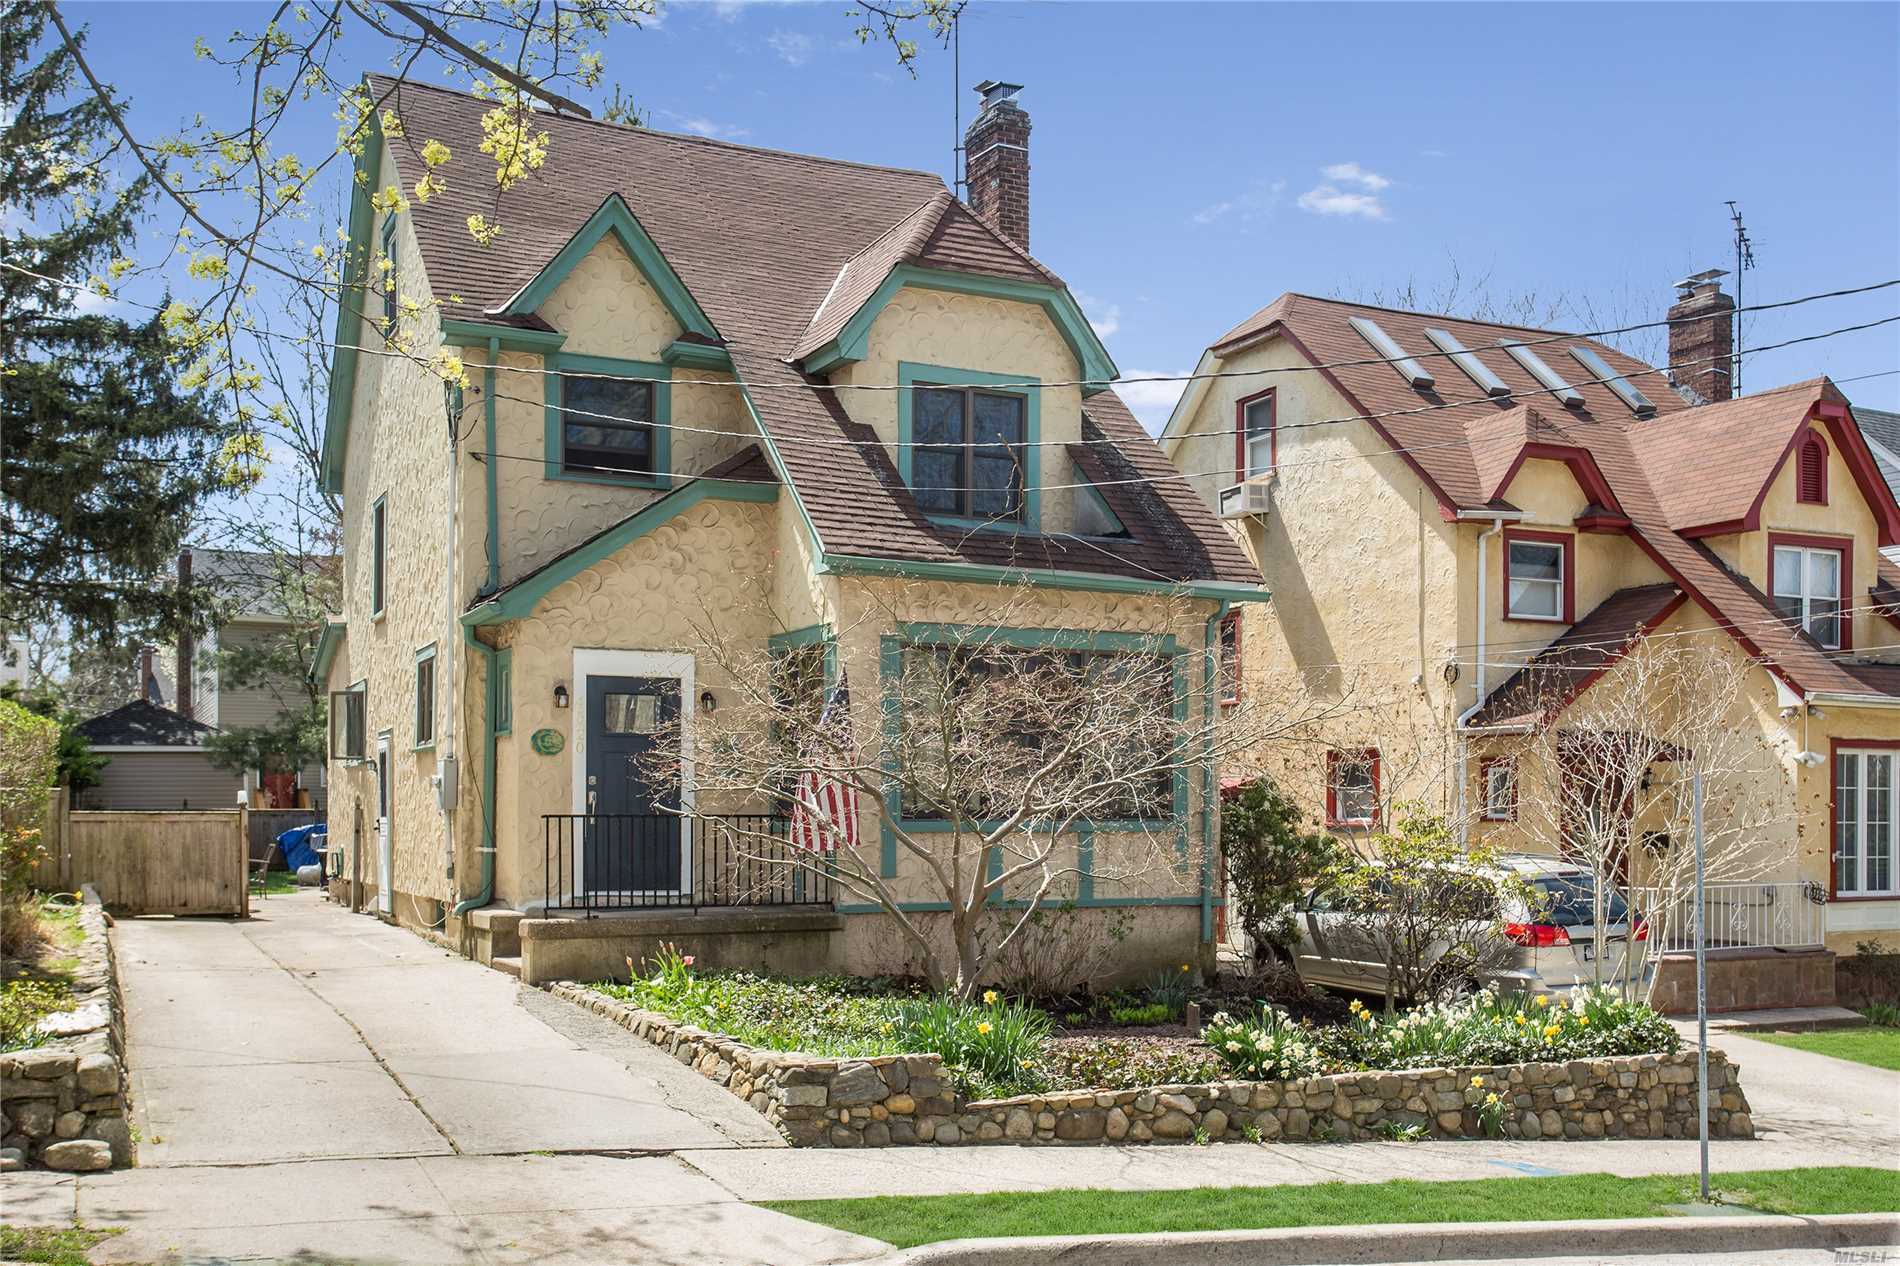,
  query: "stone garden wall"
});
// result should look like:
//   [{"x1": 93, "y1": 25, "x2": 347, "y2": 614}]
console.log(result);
[
  {"x1": 1, "y1": 888, "x2": 133, "y2": 1171},
  {"x1": 548, "y1": 982, "x2": 1753, "y2": 1148}
]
